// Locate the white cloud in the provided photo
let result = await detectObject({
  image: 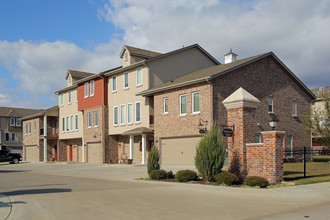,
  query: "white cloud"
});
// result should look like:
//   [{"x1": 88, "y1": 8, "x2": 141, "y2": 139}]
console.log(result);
[{"x1": 98, "y1": 0, "x2": 330, "y2": 88}]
